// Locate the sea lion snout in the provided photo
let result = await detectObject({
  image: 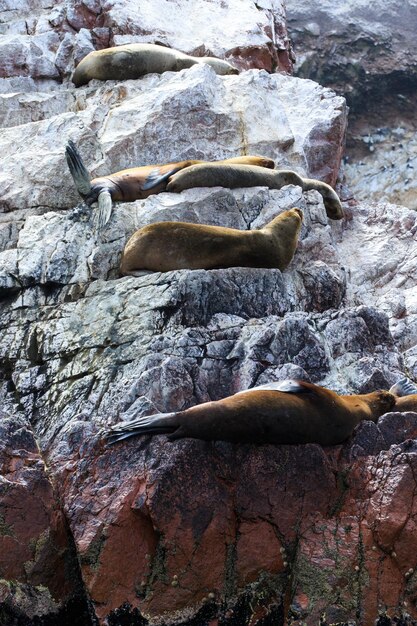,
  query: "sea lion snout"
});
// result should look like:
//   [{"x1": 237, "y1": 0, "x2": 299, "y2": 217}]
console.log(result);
[{"x1": 290, "y1": 207, "x2": 303, "y2": 221}]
